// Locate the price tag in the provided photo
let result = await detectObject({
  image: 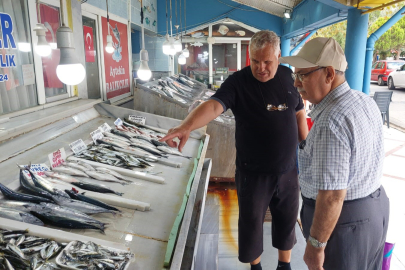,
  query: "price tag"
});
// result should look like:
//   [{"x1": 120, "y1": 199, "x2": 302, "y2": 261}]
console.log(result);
[
  {"x1": 48, "y1": 148, "x2": 66, "y2": 168},
  {"x1": 98, "y1": 123, "x2": 112, "y2": 133},
  {"x1": 128, "y1": 115, "x2": 146, "y2": 125},
  {"x1": 114, "y1": 118, "x2": 123, "y2": 127},
  {"x1": 69, "y1": 139, "x2": 87, "y2": 154},
  {"x1": 22, "y1": 164, "x2": 50, "y2": 178},
  {"x1": 90, "y1": 129, "x2": 104, "y2": 144}
]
